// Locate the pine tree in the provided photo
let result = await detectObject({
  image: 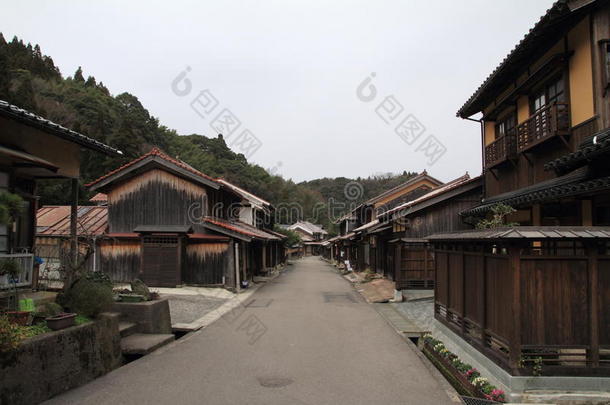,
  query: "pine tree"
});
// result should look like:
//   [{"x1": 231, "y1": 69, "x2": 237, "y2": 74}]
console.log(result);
[
  {"x1": 85, "y1": 75, "x2": 96, "y2": 87},
  {"x1": 73, "y1": 66, "x2": 84, "y2": 82}
]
